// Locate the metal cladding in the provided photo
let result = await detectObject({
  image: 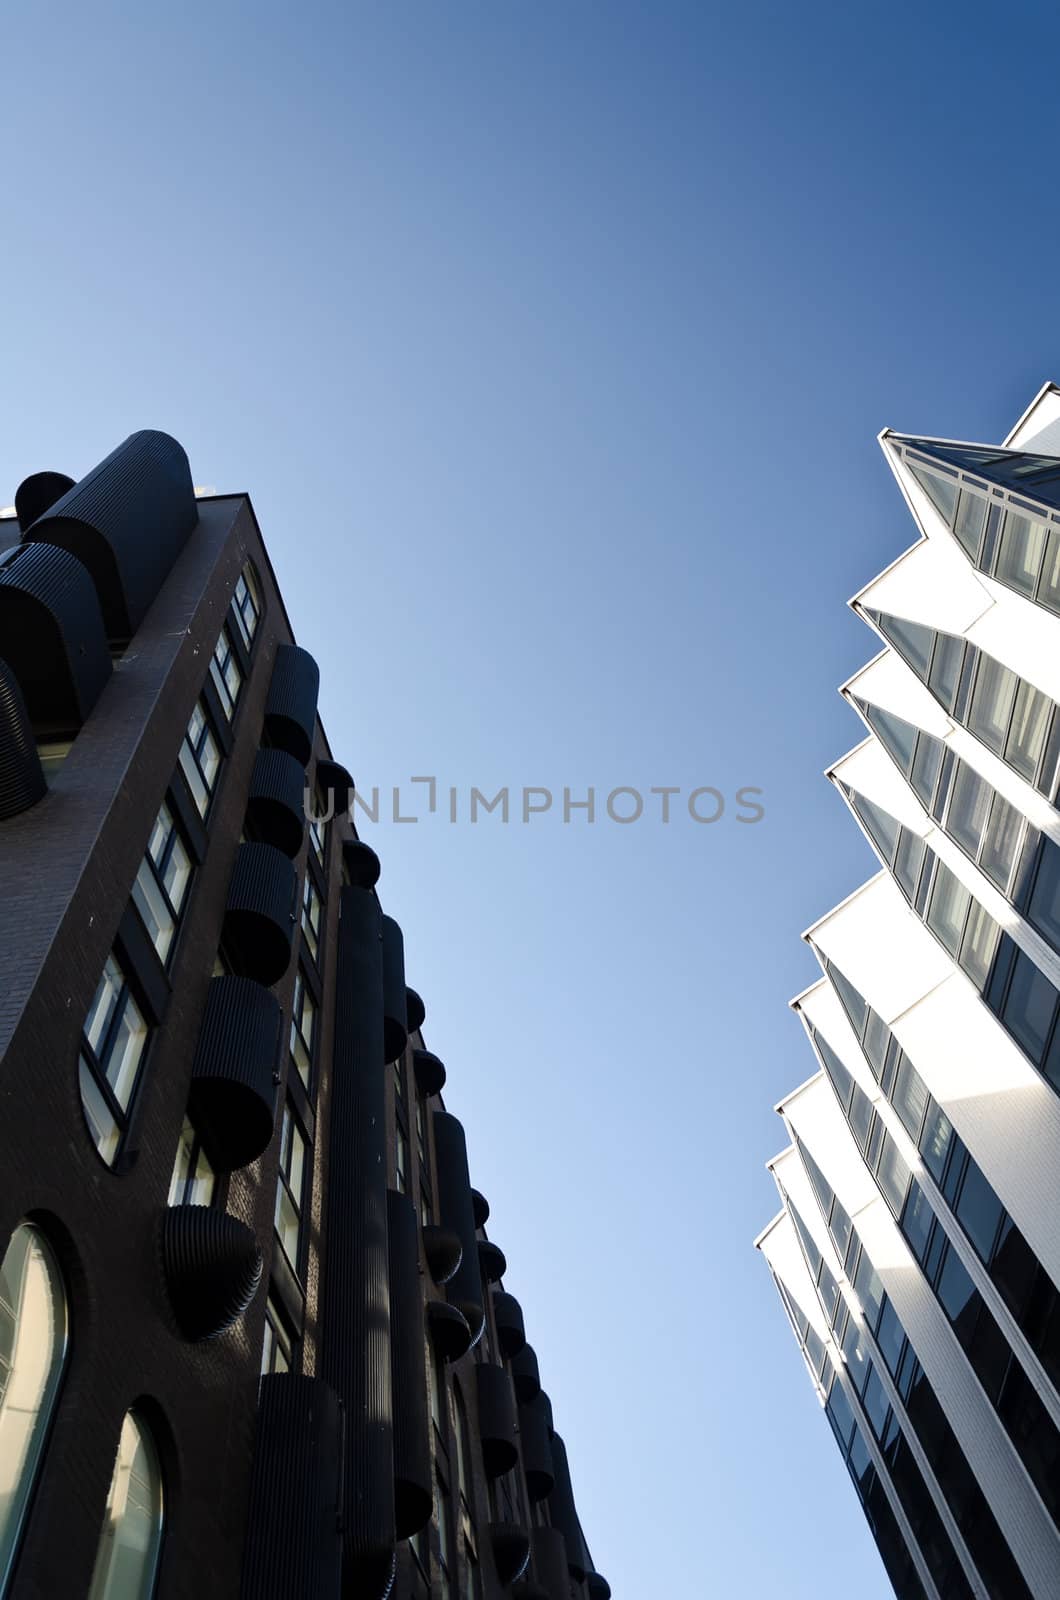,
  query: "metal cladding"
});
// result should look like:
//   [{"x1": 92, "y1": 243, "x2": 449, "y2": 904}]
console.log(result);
[
  {"x1": 412, "y1": 1048, "x2": 446, "y2": 1097},
  {"x1": 317, "y1": 758, "x2": 354, "y2": 815},
  {"x1": 470, "y1": 1188, "x2": 490, "y2": 1229},
  {"x1": 159, "y1": 1205, "x2": 263, "y2": 1342},
  {"x1": 239, "y1": 1375, "x2": 344, "y2": 1600},
  {"x1": 263, "y1": 644, "x2": 320, "y2": 766},
  {"x1": 14, "y1": 471, "x2": 75, "y2": 532},
  {"x1": 474, "y1": 1364, "x2": 519, "y2": 1479},
  {"x1": 510, "y1": 1342, "x2": 541, "y2": 1405},
  {"x1": 432, "y1": 1112, "x2": 485, "y2": 1348},
  {"x1": 517, "y1": 1393, "x2": 554, "y2": 1503},
  {"x1": 343, "y1": 837, "x2": 381, "y2": 889},
  {"x1": 27, "y1": 430, "x2": 197, "y2": 641},
  {"x1": 381, "y1": 915, "x2": 408, "y2": 1065},
  {"x1": 321, "y1": 885, "x2": 396, "y2": 1595},
  {"x1": 0, "y1": 659, "x2": 46, "y2": 819},
  {"x1": 422, "y1": 1224, "x2": 462, "y2": 1285},
  {"x1": 529, "y1": 1528, "x2": 572, "y2": 1600},
  {"x1": 386, "y1": 1190, "x2": 433, "y2": 1539},
  {"x1": 246, "y1": 747, "x2": 308, "y2": 860},
  {"x1": 586, "y1": 1574, "x2": 612, "y2": 1598},
  {"x1": 546, "y1": 1433, "x2": 591, "y2": 1581},
  {"x1": 188, "y1": 977, "x2": 281, "y2": 1171},
  {"x1": 489, "y1": 1524, "x2": 531, "y2": 1587},
  {"x1": 222, "y1": 842, "x2": 297, "y2": 987},
  {"x1": 0, "y1": 541, "x2": 111, "y2": 730},
  {"x1": 426, "y1": 1299, "x2": 472, "y2": 1363},
  {"x1": 478, "y1": 1239, "x2": 507, "y2": 1284},
  {"x1": 405, "y1": 987, "x2": 426, "y2": 1035},
  {"x1": 493, "y1": 1292, "x2": 526, "y2": 1358}
]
